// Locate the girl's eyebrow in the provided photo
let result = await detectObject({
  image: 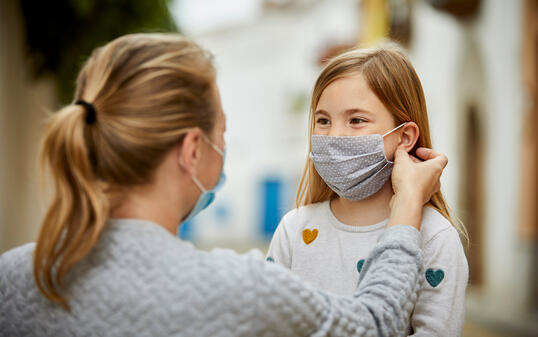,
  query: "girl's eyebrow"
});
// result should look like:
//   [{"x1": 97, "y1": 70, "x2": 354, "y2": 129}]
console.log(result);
[
  {"x1": 343, "y1": 108, "x2": 373, "y2": 116},
  {"x1": 315, "y1": 108, "x2": 373, "y2": 117},
  {"x1": 314, "y1": 109, "x2": 330, "y2": 116}
]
